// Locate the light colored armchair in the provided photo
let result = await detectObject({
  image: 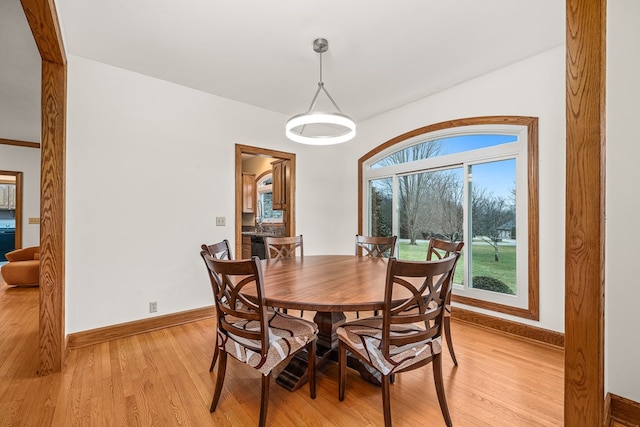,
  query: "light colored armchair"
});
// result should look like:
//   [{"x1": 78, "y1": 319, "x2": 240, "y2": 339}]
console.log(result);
[{"x1": 1, "y1": 246, "x2": 40, "y2": 287}]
